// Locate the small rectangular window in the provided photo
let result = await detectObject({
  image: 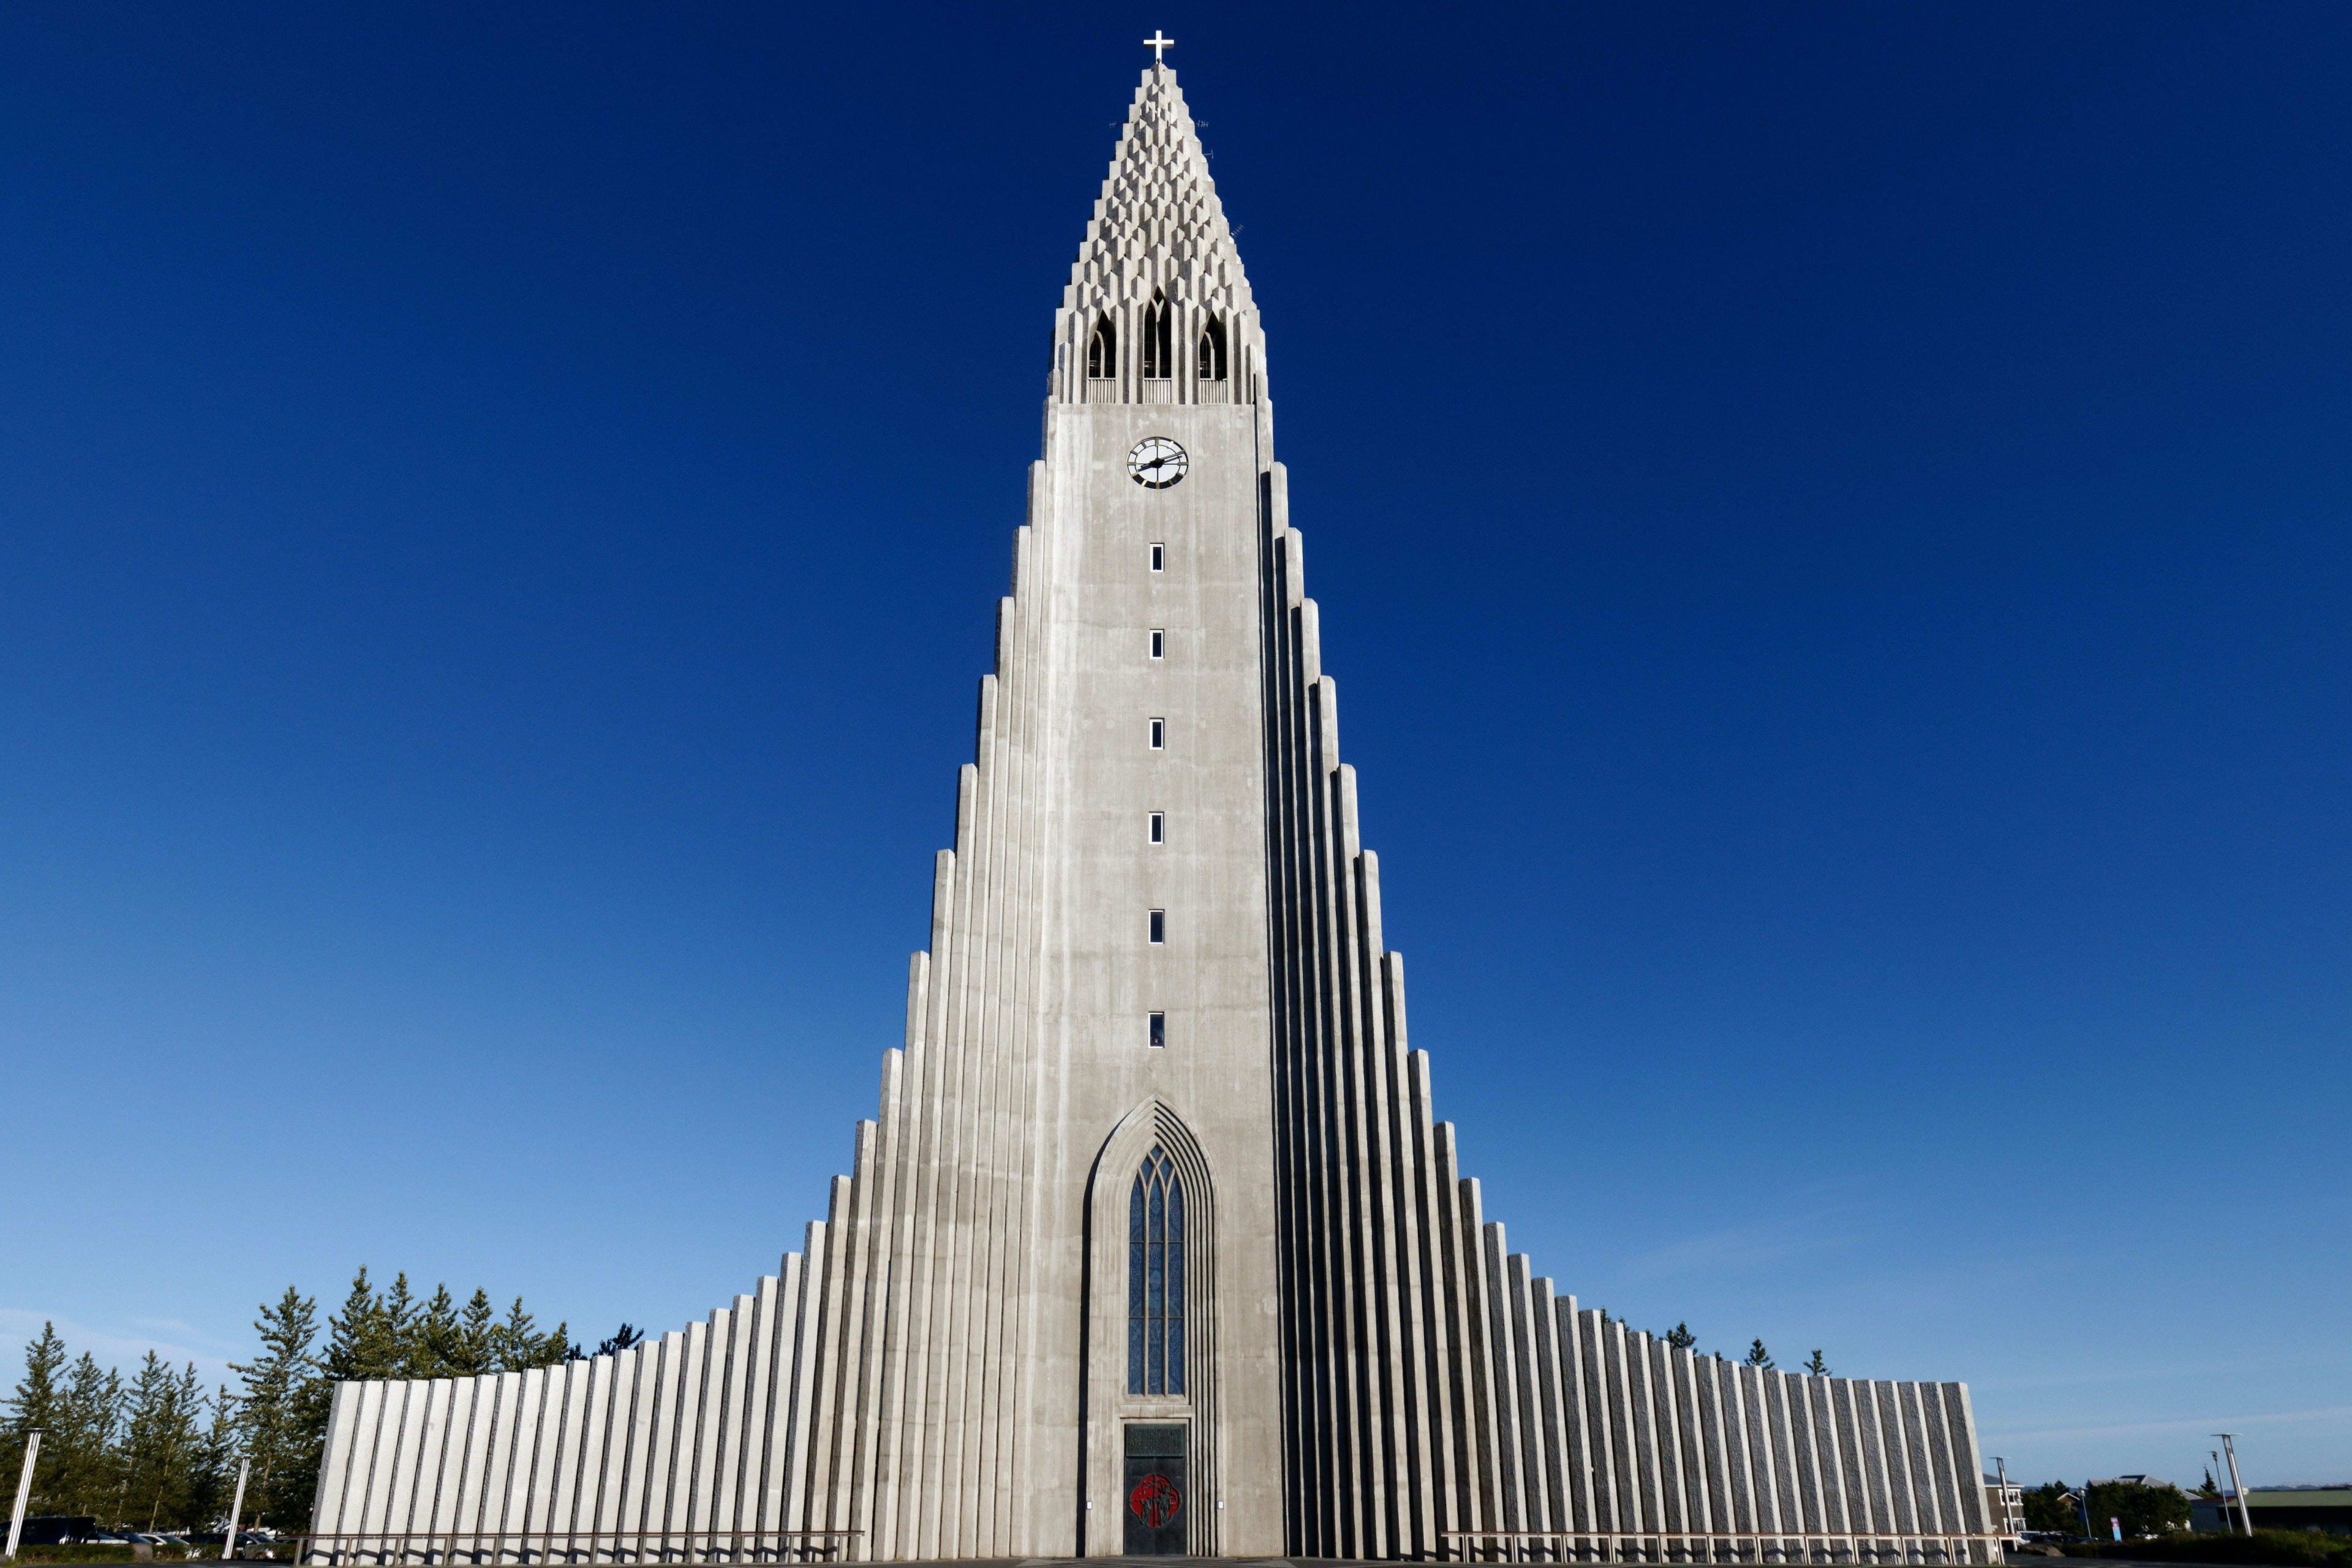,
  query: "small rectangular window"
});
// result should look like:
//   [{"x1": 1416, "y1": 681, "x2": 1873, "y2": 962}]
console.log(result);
[
  {"x1": 1148, "y1": 1011, "x2": 1166, "y2": 1049},
  {"x1": 1150, "y1": 629, "x2": 1164, "y2": 659},
  {"x1": 1149, "y1": 718, "x2": 1164, "y2": 750},
  {"x1": 1148, "y1": 909, "x2": 1165, "y2": 944},
  {"x1": 1148, "y1": 812, "x2": 1163, "y2": 844},
  {"x1": 1150, "y1": 543, "x2": 1165, "y2": 572}
]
